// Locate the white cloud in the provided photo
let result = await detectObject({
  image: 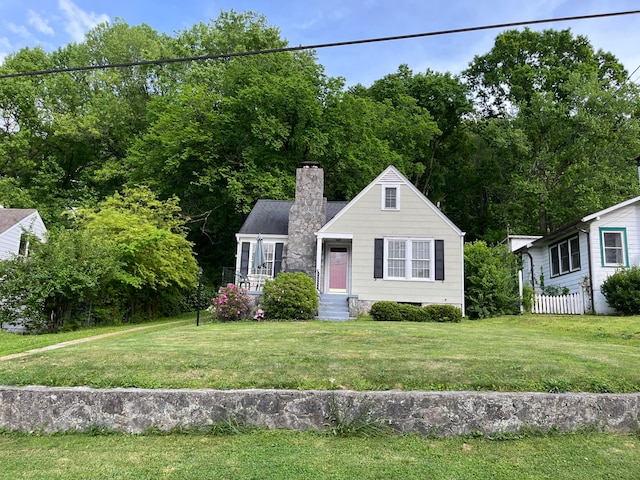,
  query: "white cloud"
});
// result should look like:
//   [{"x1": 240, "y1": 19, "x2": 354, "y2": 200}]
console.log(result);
[
  {"x1": 58, "y1": 0, "x2": 109, "y2": 42},
  {"x1": 28, "y1": 10, "x2": 54, "y2": 35},
  {"x1": 0, "y1": 36, "x2": 11, "y2": 65},
  {"x1": 7, "y1": 22, "x2": 31, "y2": 39}
]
